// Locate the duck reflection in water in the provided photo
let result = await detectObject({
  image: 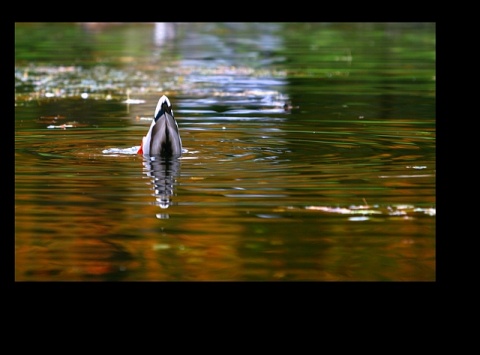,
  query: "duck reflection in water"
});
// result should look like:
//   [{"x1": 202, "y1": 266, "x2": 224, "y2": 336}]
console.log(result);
[{"x1": 143, "y1": 157, "x2": 181, "y2": 216}]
